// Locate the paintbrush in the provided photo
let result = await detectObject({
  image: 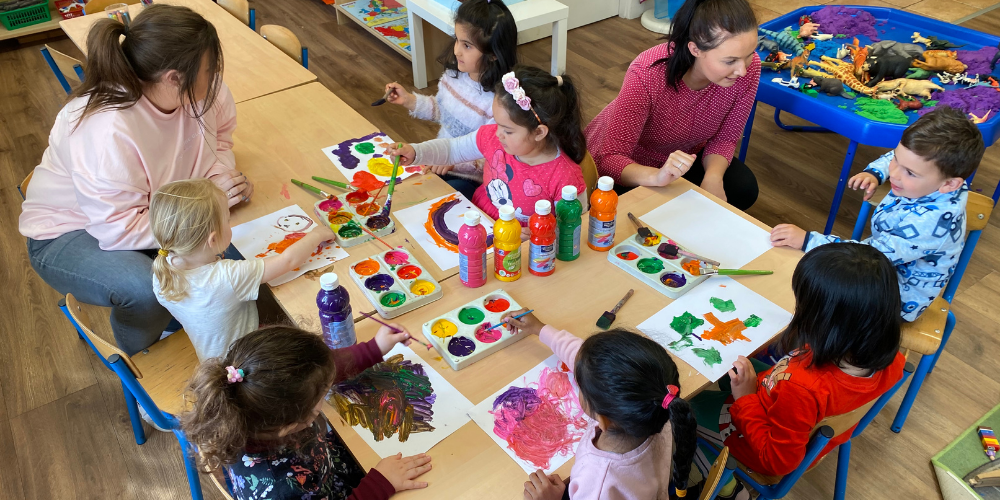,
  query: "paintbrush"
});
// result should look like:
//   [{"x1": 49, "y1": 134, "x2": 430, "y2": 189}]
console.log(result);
[
  {"x1": 485, "y1": 309, "x2": 535, "y2": 332},
  {"x1": 657, "y1": 243, "x2": 721, "y2": 267},
  {"x1": 311, "y1": 176, "x2": 357, "y2": 192},
  {"x1": 291, "y1": 179, "x2": 334, "y2": 198},
  {"x1": 359, "y1": 223, "x2": 394, "y2": 251},
  {"x1": 379, "y1": 145, "x2": 402, "y2": 217},
  {"x1": 699, "y1": 268, "x2": 773, "y2": 276},
  {"x1": 596, "y1": 289, "x2": 634, "y2": 330},
  {"x1": 627, "y1": 212, "x2": 653, "y2": 240},
  {"x1": 371, "y1": 84, "x2": 395, "y2": 106},
  {"x1": 356, "y1": 311, "x2": 433, "y2": 350}
]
